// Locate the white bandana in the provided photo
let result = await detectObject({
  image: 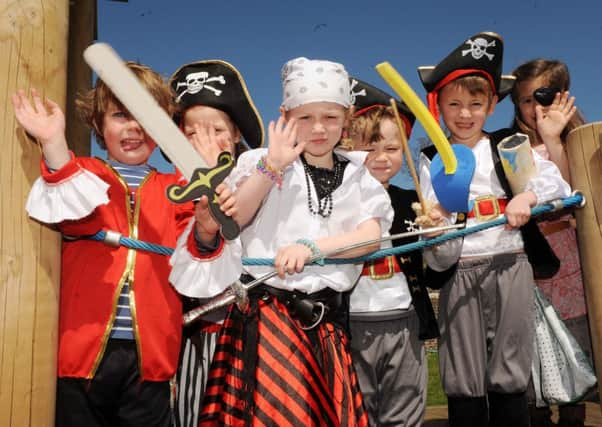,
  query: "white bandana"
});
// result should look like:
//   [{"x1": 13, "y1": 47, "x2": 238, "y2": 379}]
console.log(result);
[{"x1": 281, "y1": 57, "x2": 351, "y2": 111}]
